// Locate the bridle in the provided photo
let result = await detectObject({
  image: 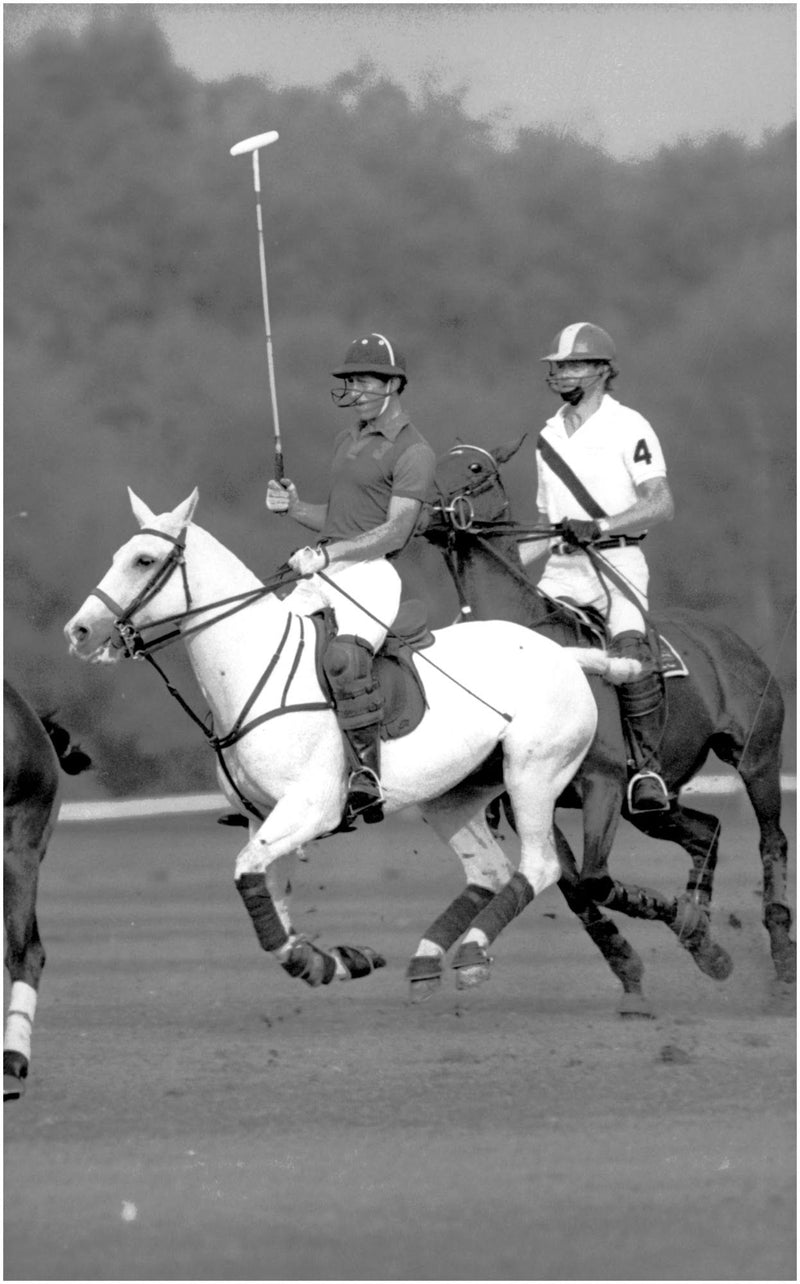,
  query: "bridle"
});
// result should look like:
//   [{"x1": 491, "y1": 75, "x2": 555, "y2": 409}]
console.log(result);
[
  {"x1": 88, "y1": 525, "x2": 331, "y2": 823},
  {"x1": 91, "y1": 526, "x2": 193, "y2": 658},
  {"x1": 432, "y1": 445, "x2": 510, "y2": 531}
]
